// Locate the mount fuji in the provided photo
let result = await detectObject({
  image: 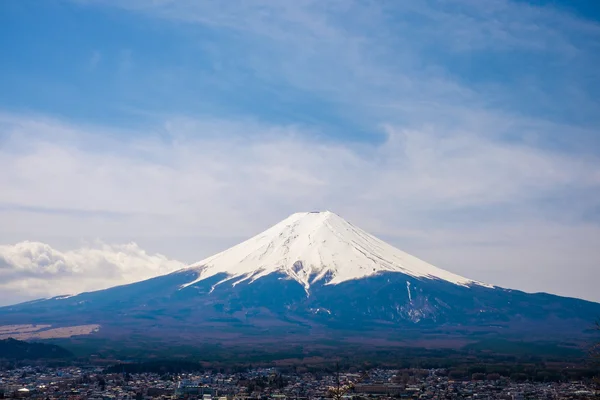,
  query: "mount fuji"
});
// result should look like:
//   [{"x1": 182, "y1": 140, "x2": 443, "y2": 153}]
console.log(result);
[
  {"x1": 1, "y1": 211, "x2": 599, "y2": 346},
  {"x1": 182, "y1": 211, "x2": 491, "y2": 292}
]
